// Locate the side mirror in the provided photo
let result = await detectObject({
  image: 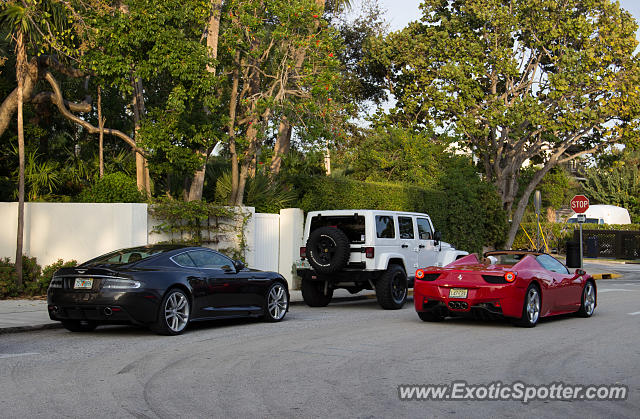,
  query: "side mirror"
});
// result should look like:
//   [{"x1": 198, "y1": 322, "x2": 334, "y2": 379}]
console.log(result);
[
  {"x1": 433, "y1": 231, "x2": 442, "y2": 245},
  {"x1": 575, "y1": 268, "x2": 586, "y2": 276},
  {"x1": 234, "y1": 260, "x2": 246, "y2": 272}
]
